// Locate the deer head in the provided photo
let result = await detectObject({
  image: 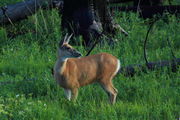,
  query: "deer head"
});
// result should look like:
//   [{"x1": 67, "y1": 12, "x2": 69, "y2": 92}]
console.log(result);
[{"x1": 58, "y1": 34, "x2": 82, "y2": 60}]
